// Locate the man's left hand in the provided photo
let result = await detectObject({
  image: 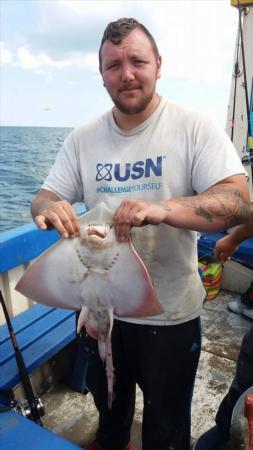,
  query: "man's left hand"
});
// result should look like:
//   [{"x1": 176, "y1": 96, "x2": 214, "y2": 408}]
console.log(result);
[{"x1": 113, "y1": 198, "x2": 168, "y2": 241}]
